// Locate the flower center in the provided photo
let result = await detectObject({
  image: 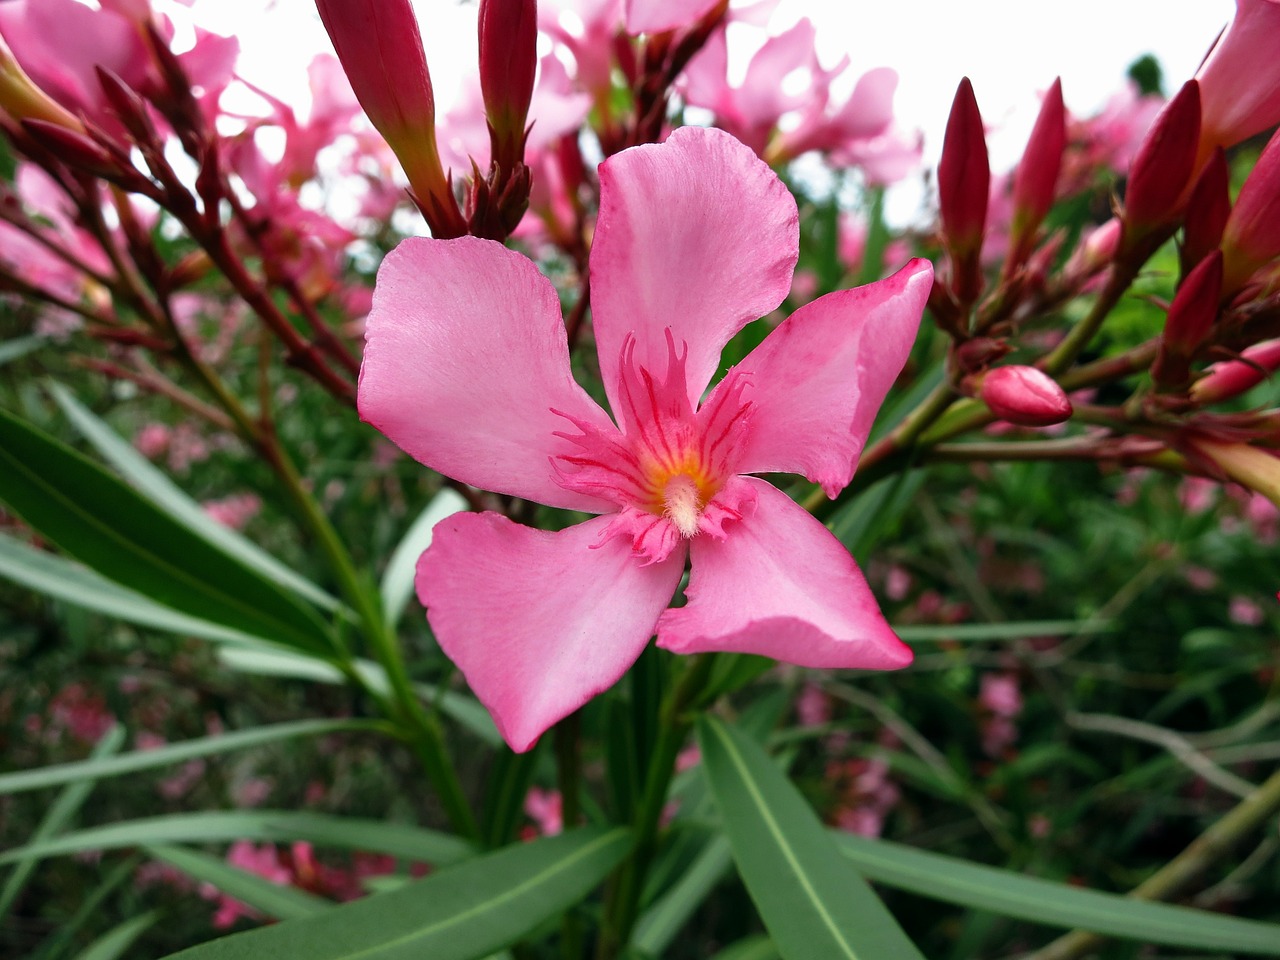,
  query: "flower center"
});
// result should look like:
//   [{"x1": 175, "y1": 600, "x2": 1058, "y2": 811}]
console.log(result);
[{"x1": 549, "y1": 329, "x2": 753, "y2": 562}]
